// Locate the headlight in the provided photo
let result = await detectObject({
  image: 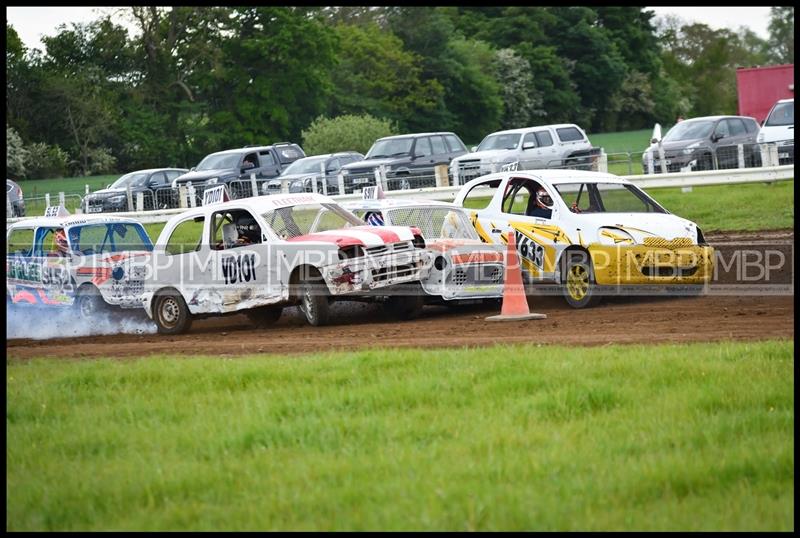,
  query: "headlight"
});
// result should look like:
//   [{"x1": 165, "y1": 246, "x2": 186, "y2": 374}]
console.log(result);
[
  {"x1": 757, "y1": 133, "x2": 765, "y2": 143},
  {"x1": 341, "y1": 169, "x2": 349, "y2": 176},
  {"x1": 597, "y1": 228, "x2": 635, "y2": 245},
  {"x1": 681, "y1": 143, "x2": 701, "y2": 155},
  {"x1": 205, "y1": 177, "x2": 219, "y2": 185},
  {"x1": 108, "y1": 195, "x2": 126, "y2": 203}
]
